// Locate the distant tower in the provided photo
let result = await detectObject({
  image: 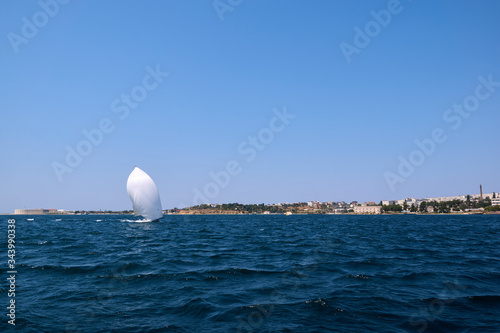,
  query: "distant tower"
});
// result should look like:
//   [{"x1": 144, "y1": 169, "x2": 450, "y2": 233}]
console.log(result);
[{"x1": 480, "y1": 184, "x2": 483, "y2": 200}]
